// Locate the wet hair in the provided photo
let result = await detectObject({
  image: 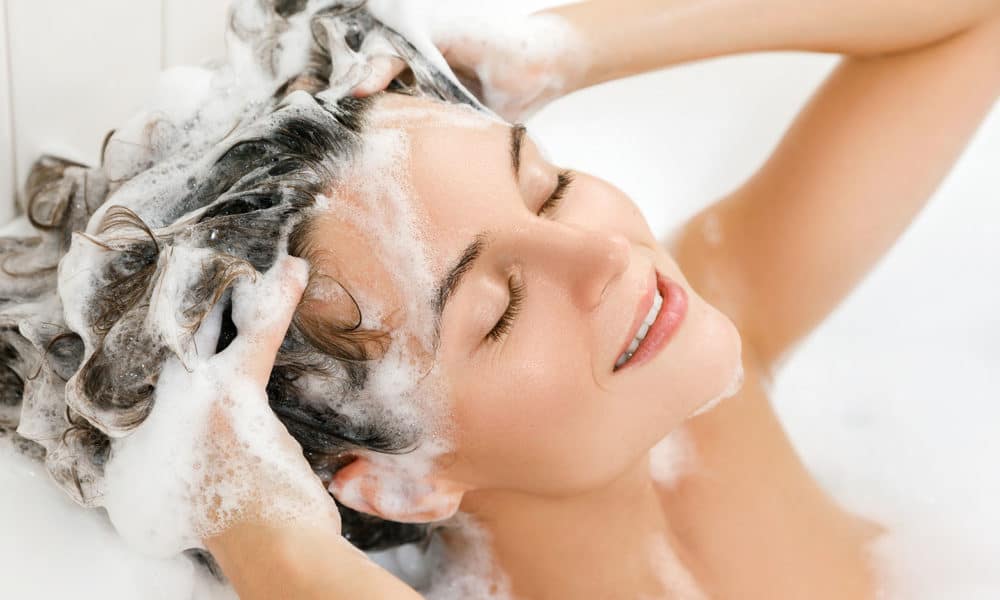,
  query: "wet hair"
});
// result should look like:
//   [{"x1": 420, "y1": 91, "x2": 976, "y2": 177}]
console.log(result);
[{"x1": 0, "y1": 0, "x2": 486, "y2": 559}]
